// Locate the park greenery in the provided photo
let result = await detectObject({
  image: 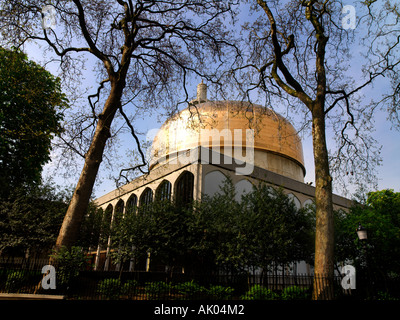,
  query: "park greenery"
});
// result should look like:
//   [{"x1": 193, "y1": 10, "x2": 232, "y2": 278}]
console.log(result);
[
  {"x1": 3, "y1": 177, "x2": 399, "y2": 282},
  {"x1": 100, "y1": 180, "x2": 315, "y2": 275},
  {"x1": 103, "y1": 183, "x2": 400, "y2": 279},
  {"x1": 0, "y1": 47, "x2": 67, "y2": 199},
  {"x1": 0, "y1": 182, "x2": 68, "y2": 258},
  {"x1": 335, "y1": 189, "x2": 400, "y2": 277},
  {"x1": 95, "y1": 278, "x2": 310, "y2": 300}
]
